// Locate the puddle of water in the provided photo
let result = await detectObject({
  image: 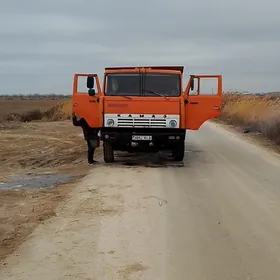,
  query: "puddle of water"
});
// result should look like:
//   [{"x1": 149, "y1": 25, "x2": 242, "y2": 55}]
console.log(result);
[{"x1": 0, "y1": 173, "x2": 73, "y2": 190}]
